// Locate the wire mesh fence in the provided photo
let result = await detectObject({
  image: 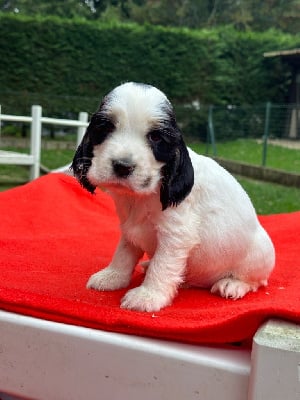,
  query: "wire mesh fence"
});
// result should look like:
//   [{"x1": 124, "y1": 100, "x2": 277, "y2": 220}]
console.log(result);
[
  {"x1": 1, "y1": 91, "x2": 299, "y2": 139},
  {"x1": 206, "y1": 103, "x2": 300, "y2": 142},
  {"x1": 1, "y1": 91, "x2": 299, "y2": 174},
  {"x1": 203, "y1": 103, "x2": 300, "y2": 172}
]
